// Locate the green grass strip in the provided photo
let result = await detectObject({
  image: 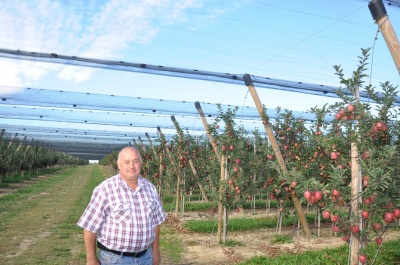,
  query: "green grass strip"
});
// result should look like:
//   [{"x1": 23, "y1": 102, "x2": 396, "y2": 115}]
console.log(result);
[
  {"x1": 239, "y1": 239, "x2": 400, "y2": 265},
  {"x1": 183, "y1": 214, "x2": 316, "y2": 233},
  {"x1": 163, "y1": 199, "x2": 293, "y2": 212}
]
